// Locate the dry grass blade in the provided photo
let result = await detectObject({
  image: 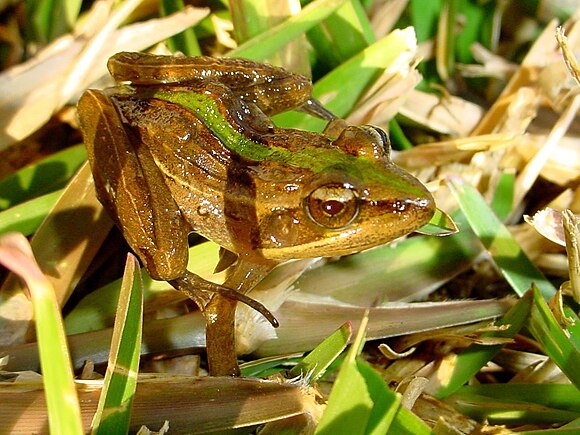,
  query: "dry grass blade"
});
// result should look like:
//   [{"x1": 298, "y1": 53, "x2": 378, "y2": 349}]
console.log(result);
[
  {"x1": 511, "y1": 93, "x2": 580, "y2": 214},
  {"x1": 2, "y1": 296, "x2": 511, "y2": 373},
  {"x1": 563, "y1": 210, "x2": 580, "y2": 303},
  {"x1": 0, "y1": 3, "x2": 208, "y2": 149},
  {"x1": 346, "y1": 28, "x2": 421, "y2": 128},
  {"x1": 254, "y1": 297, "x2": 512, "y2": 356},
  {"x1": 471, "y1": 19, "x2": 561, "y2": 136},
  {"x1": 556, "y1": 26, "x2": 580, "y2": 86},
  {"x1": 1, "y1": 376, "x2": 318, "y2": 434},
  {"x1": 395, "y1": 133, "x2": 514, "y2": 168},
  {"x1": 524, "y1": 208, "x2": 568, "y2": 247},
  {"x1": 399, "y1": 88, "x2": 484, "y2": 136},
  {"x1": 0, "y1": 163, "x2": 111, "y2": 322}
]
